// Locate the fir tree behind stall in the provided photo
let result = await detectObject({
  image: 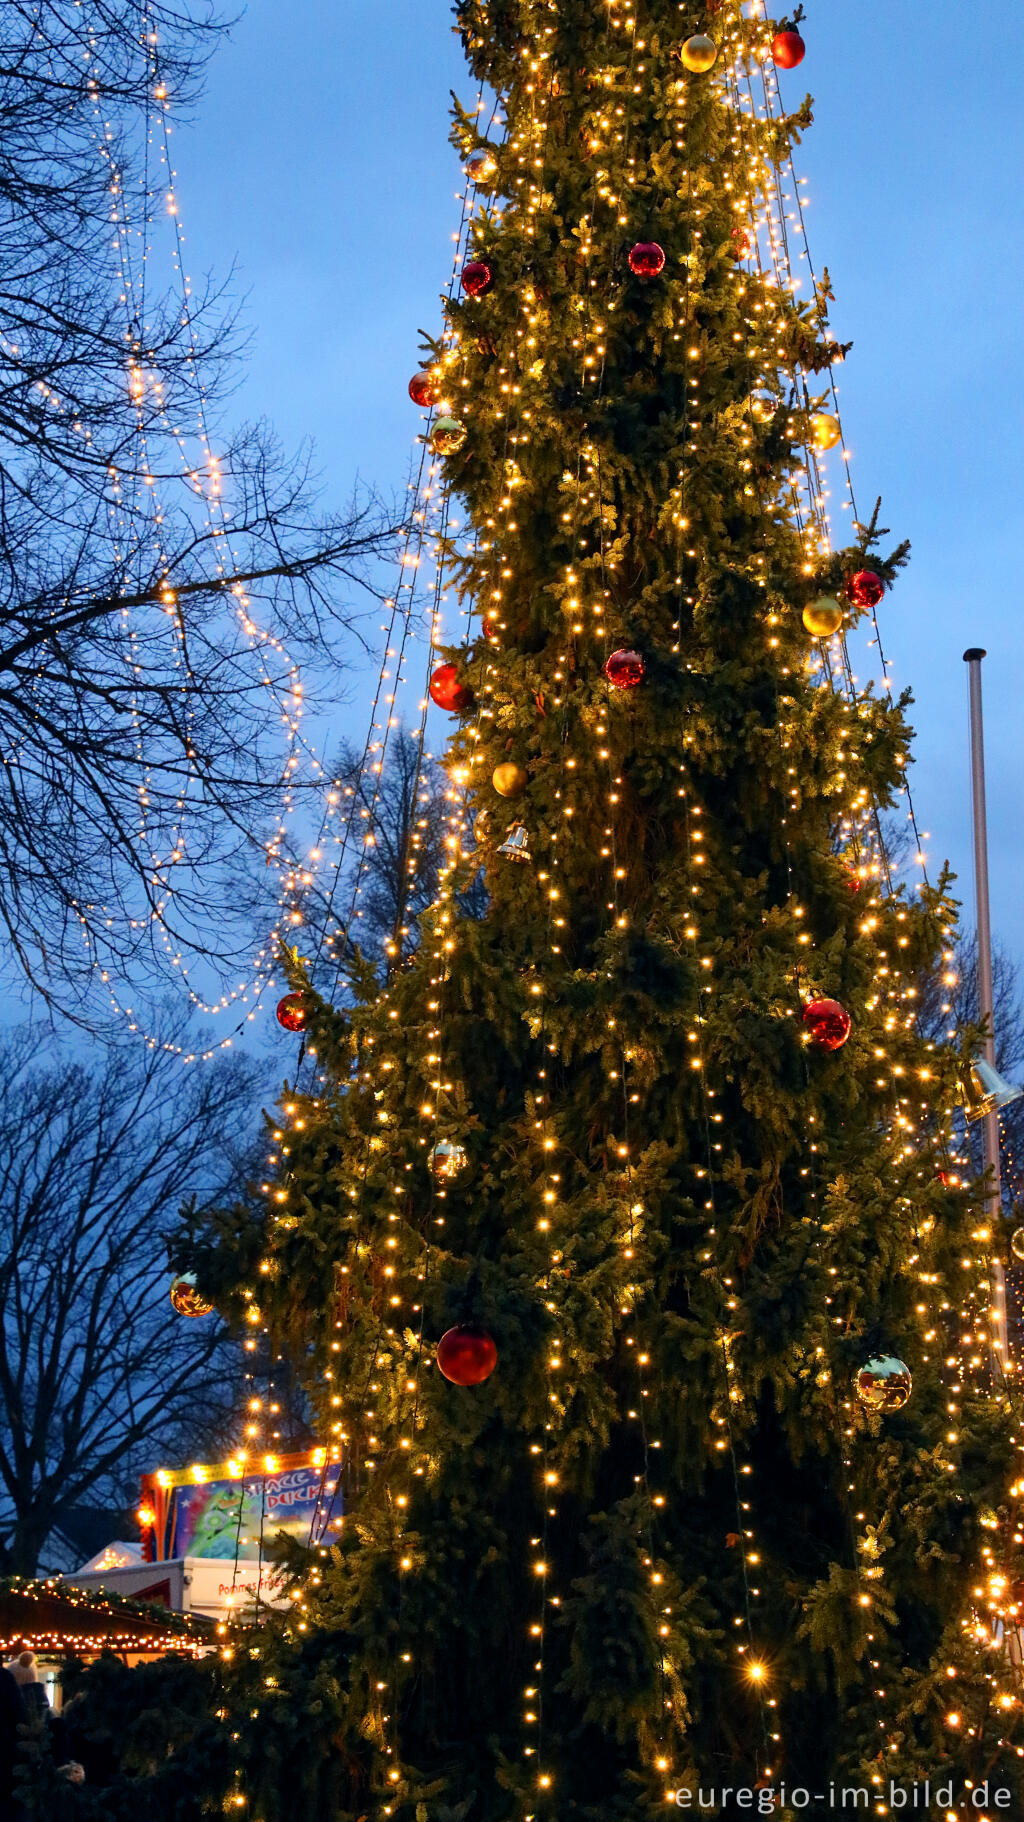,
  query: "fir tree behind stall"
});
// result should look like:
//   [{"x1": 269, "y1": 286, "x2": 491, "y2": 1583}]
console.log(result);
[{"x1": 184, "y1": 6, "x2": 1024, "y2": 1819}]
